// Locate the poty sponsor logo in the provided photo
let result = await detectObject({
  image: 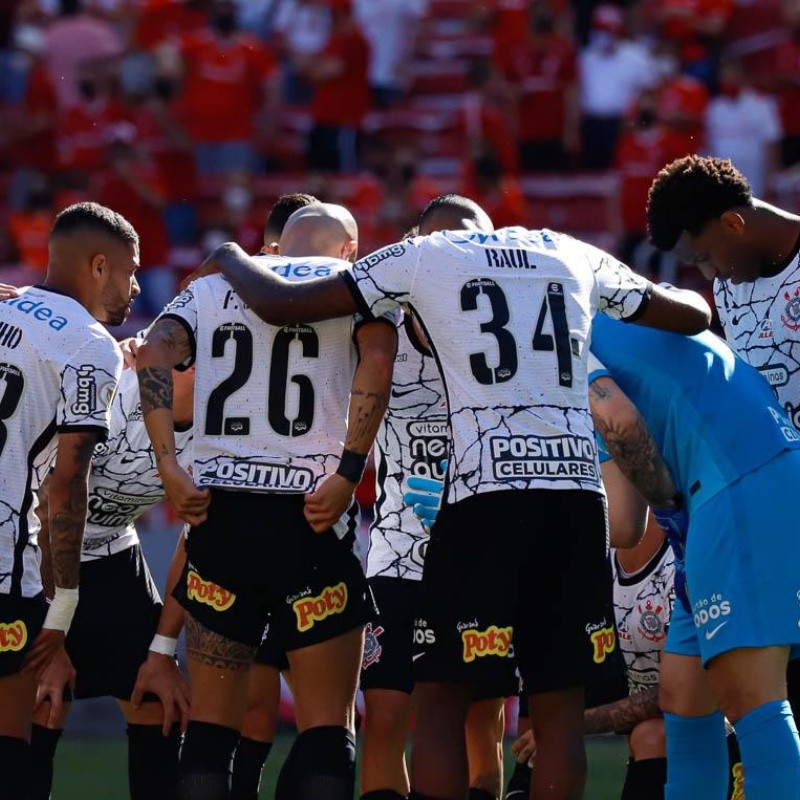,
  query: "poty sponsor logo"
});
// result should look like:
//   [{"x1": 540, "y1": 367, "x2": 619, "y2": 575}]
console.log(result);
[
  {"x1": 186, "y1": 569, "x2": 236, "y2": 611},
  {"x1": 293, "y1": 582, "x2": 348, "y2": 632},
  {"x1": 461, "y1": 625, "x2": 513, "y2": 663},
  {"x1": 71, "y1": 365, "x2": 97, "y2": 416},
  {"x1": 490, "y1": 435, "x2": 597, "y2": 481},
  {"x1": 588, "y1": 625, "x2": 616, "y2": 663},
  {"x1": 0, "y1": 620, "x2": 27, "y2": 652}
]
